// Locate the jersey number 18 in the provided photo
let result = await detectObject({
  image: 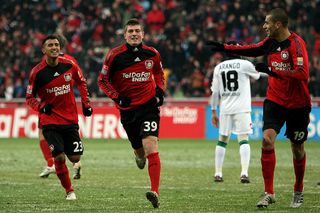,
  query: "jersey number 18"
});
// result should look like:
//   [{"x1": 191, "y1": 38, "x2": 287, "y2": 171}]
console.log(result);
[{"x1": 221, "y1": 70, "x2": 239, "y2": 91}]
